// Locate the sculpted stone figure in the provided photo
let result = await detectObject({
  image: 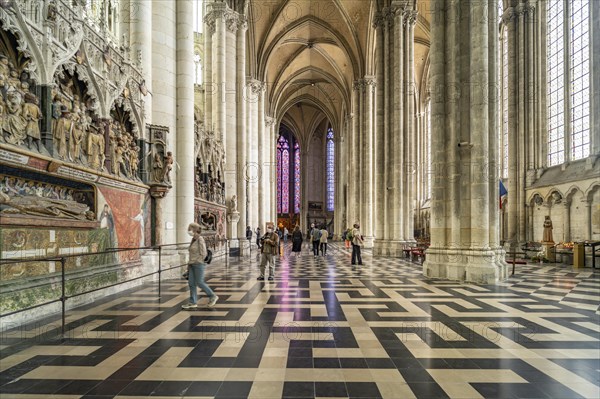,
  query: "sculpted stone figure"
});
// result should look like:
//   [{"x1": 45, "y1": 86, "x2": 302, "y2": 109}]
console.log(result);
[
  {"x1": 3, "y1": 89, "x2": 27, "y2": 145},
  {"x1": 87, "y1": 126, "x2": 105, "y2": 170},
  {"x1": 0, "y1": 191, "x2": 95, "y2": 221},
  {"x1": 22, "y1": 93, "x2": 43, "y2": 152},
  {"x1": 53, "y1": 105, "x2": 73, "y2": 159},
  {"x1": 542, "y1": 216, "x2": 554, "y2": 243},
  {"x1": 162, "y1": 151, "x2": 173, "y2": 185},
  {"x1": 152, "y1": 152, "x2": 163, "y2": 183},
  {"x1": 230, "y1": 195, "x2": 238, "y2": 213}
]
